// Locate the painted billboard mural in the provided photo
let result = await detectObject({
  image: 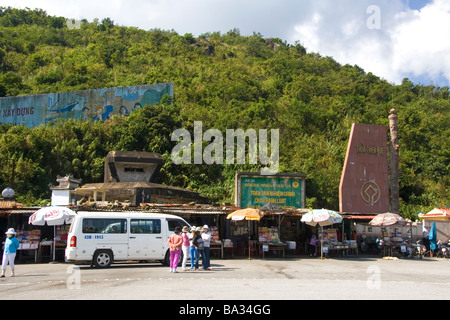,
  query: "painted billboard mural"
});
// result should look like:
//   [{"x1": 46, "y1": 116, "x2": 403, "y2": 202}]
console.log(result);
[{"x1": 0, "y1": 83, "x2": 174, "y2": 127}]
